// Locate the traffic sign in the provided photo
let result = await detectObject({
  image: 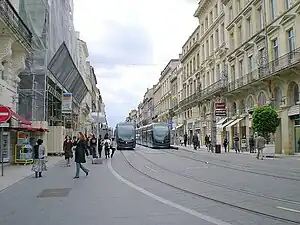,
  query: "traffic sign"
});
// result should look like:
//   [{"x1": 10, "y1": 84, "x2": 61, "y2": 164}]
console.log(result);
[{"x1": 0, "y1": 106, "x2": 11, "y2": 123}]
